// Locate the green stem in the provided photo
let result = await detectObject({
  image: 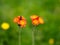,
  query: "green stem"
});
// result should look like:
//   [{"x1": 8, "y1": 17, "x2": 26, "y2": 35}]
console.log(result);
[
  {"x1": 19, "y1": 28, "x2": 22, "y2": 45},
  {"x1": 32, "y1": 29, "x2": 35, "y2": 45},
  {"x1": 32, "y1": 26, "x2": 36, "y2": 45}
]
